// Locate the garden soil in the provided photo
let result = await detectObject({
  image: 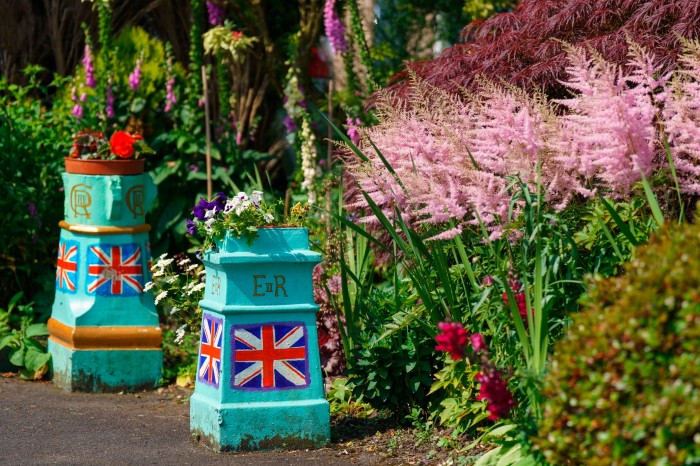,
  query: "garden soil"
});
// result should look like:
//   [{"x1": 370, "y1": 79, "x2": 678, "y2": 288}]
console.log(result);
[{"x1": 0, "y1": 374, "x2": 388, "y2": 466}]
